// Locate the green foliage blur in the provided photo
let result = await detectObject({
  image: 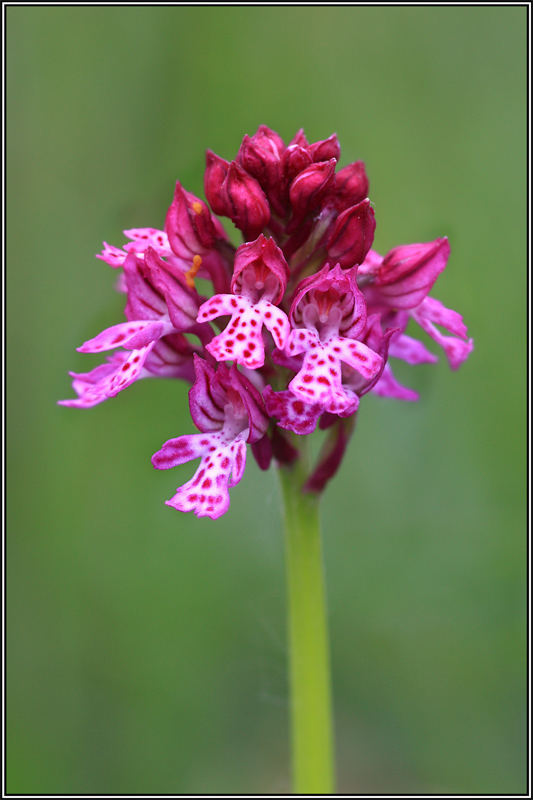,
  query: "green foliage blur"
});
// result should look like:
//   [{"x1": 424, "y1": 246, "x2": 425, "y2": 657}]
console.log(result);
[{"x1": 7, "y1": 6, "x2": 526, "y2": 794}]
